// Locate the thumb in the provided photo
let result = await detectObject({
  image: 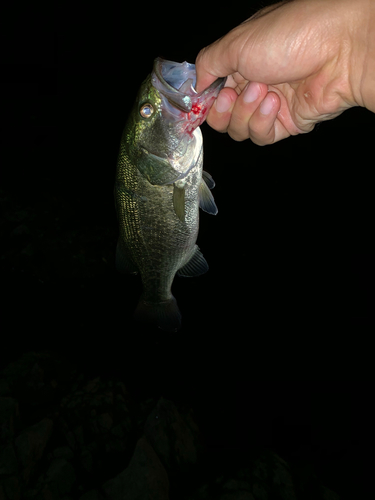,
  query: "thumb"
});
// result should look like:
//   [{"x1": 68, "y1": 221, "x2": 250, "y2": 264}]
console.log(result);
[{"x1": 195, "y1": 35, "x2": 240, "y2": 92}]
